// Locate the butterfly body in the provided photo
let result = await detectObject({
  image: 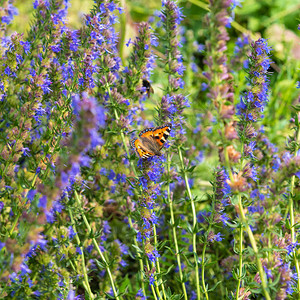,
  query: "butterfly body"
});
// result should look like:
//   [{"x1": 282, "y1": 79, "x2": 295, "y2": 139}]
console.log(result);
[{"x1": 131, "y1": 123, "x2": 172, "y2": 159}]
